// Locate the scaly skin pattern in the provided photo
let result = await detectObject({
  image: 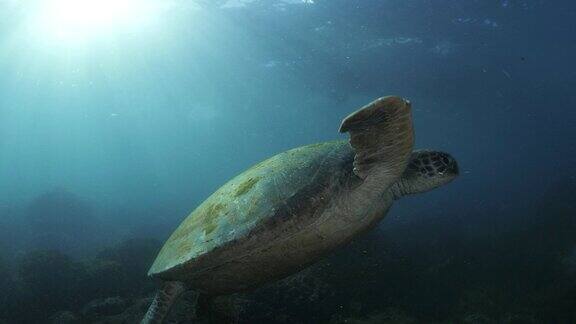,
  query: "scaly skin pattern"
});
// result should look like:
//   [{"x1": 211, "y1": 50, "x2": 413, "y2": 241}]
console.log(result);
[
  {"x1": 141, "y1": 281, "x2": 187, "y2": 324},
  {"x1": 148, "y1": 140, "x2": 400, "y2": 294}
]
